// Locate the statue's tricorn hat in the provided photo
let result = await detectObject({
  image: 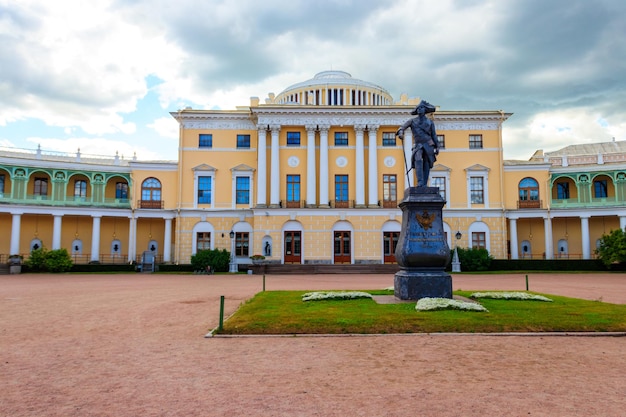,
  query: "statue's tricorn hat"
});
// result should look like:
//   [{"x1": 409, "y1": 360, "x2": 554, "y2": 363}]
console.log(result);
[{"x1": 410, "y1": 100, "x2": 436, "y2": 115}]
